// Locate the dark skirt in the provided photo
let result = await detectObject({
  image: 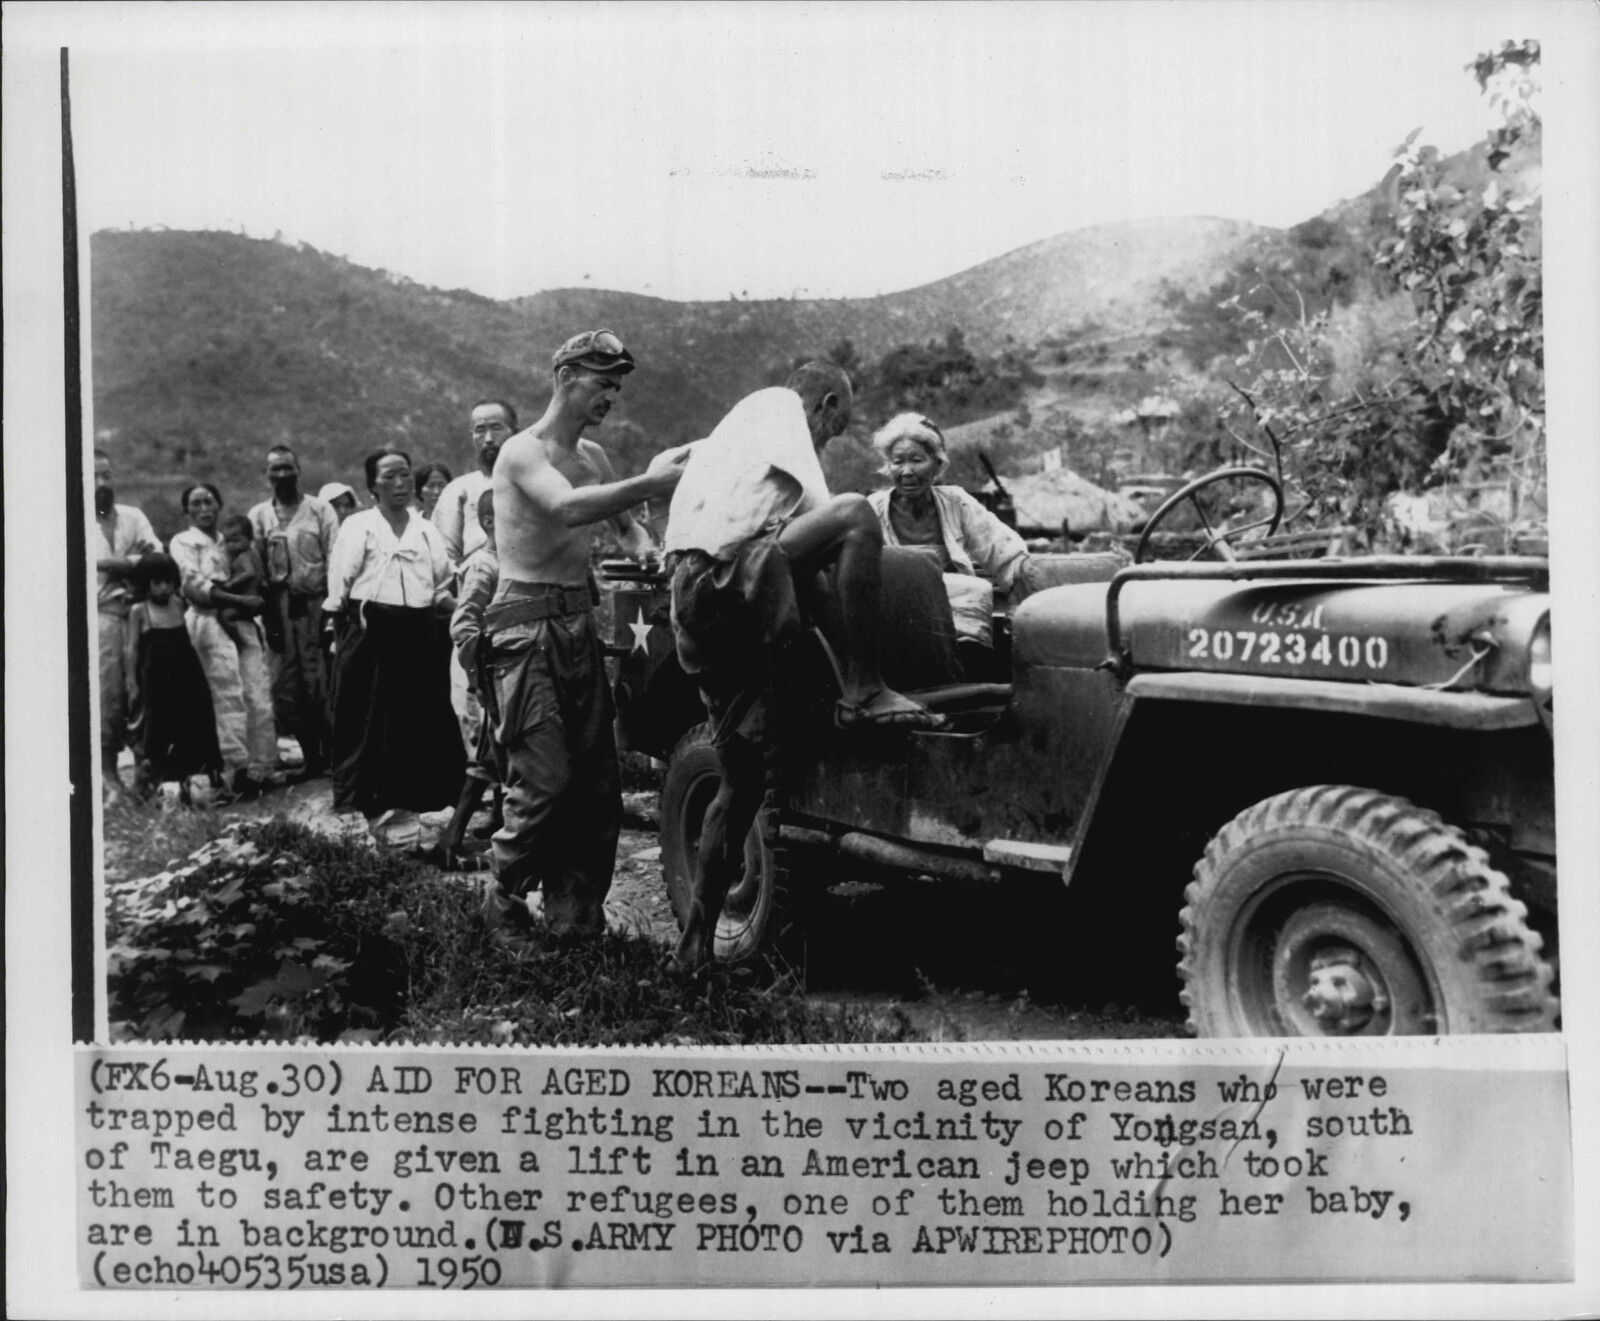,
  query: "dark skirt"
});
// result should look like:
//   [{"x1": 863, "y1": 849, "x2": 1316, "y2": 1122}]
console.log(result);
[
  {"x1": 329, "y1": 601, "x2": 466, "y2": 815},
  {"x1": 133, "y1": 624, "x2": 224, "y2": 781}
]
